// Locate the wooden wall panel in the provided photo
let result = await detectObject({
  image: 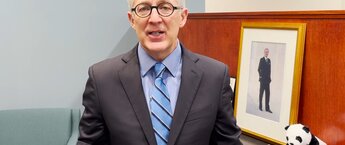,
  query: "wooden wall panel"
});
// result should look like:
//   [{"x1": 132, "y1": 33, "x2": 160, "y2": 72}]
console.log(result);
[
  {"x1": 179, "y1": 19, "x2": 242, "y2": 76},
  {"x1": 178, "y1": 11, "x2": 345, "y2": 145}
]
